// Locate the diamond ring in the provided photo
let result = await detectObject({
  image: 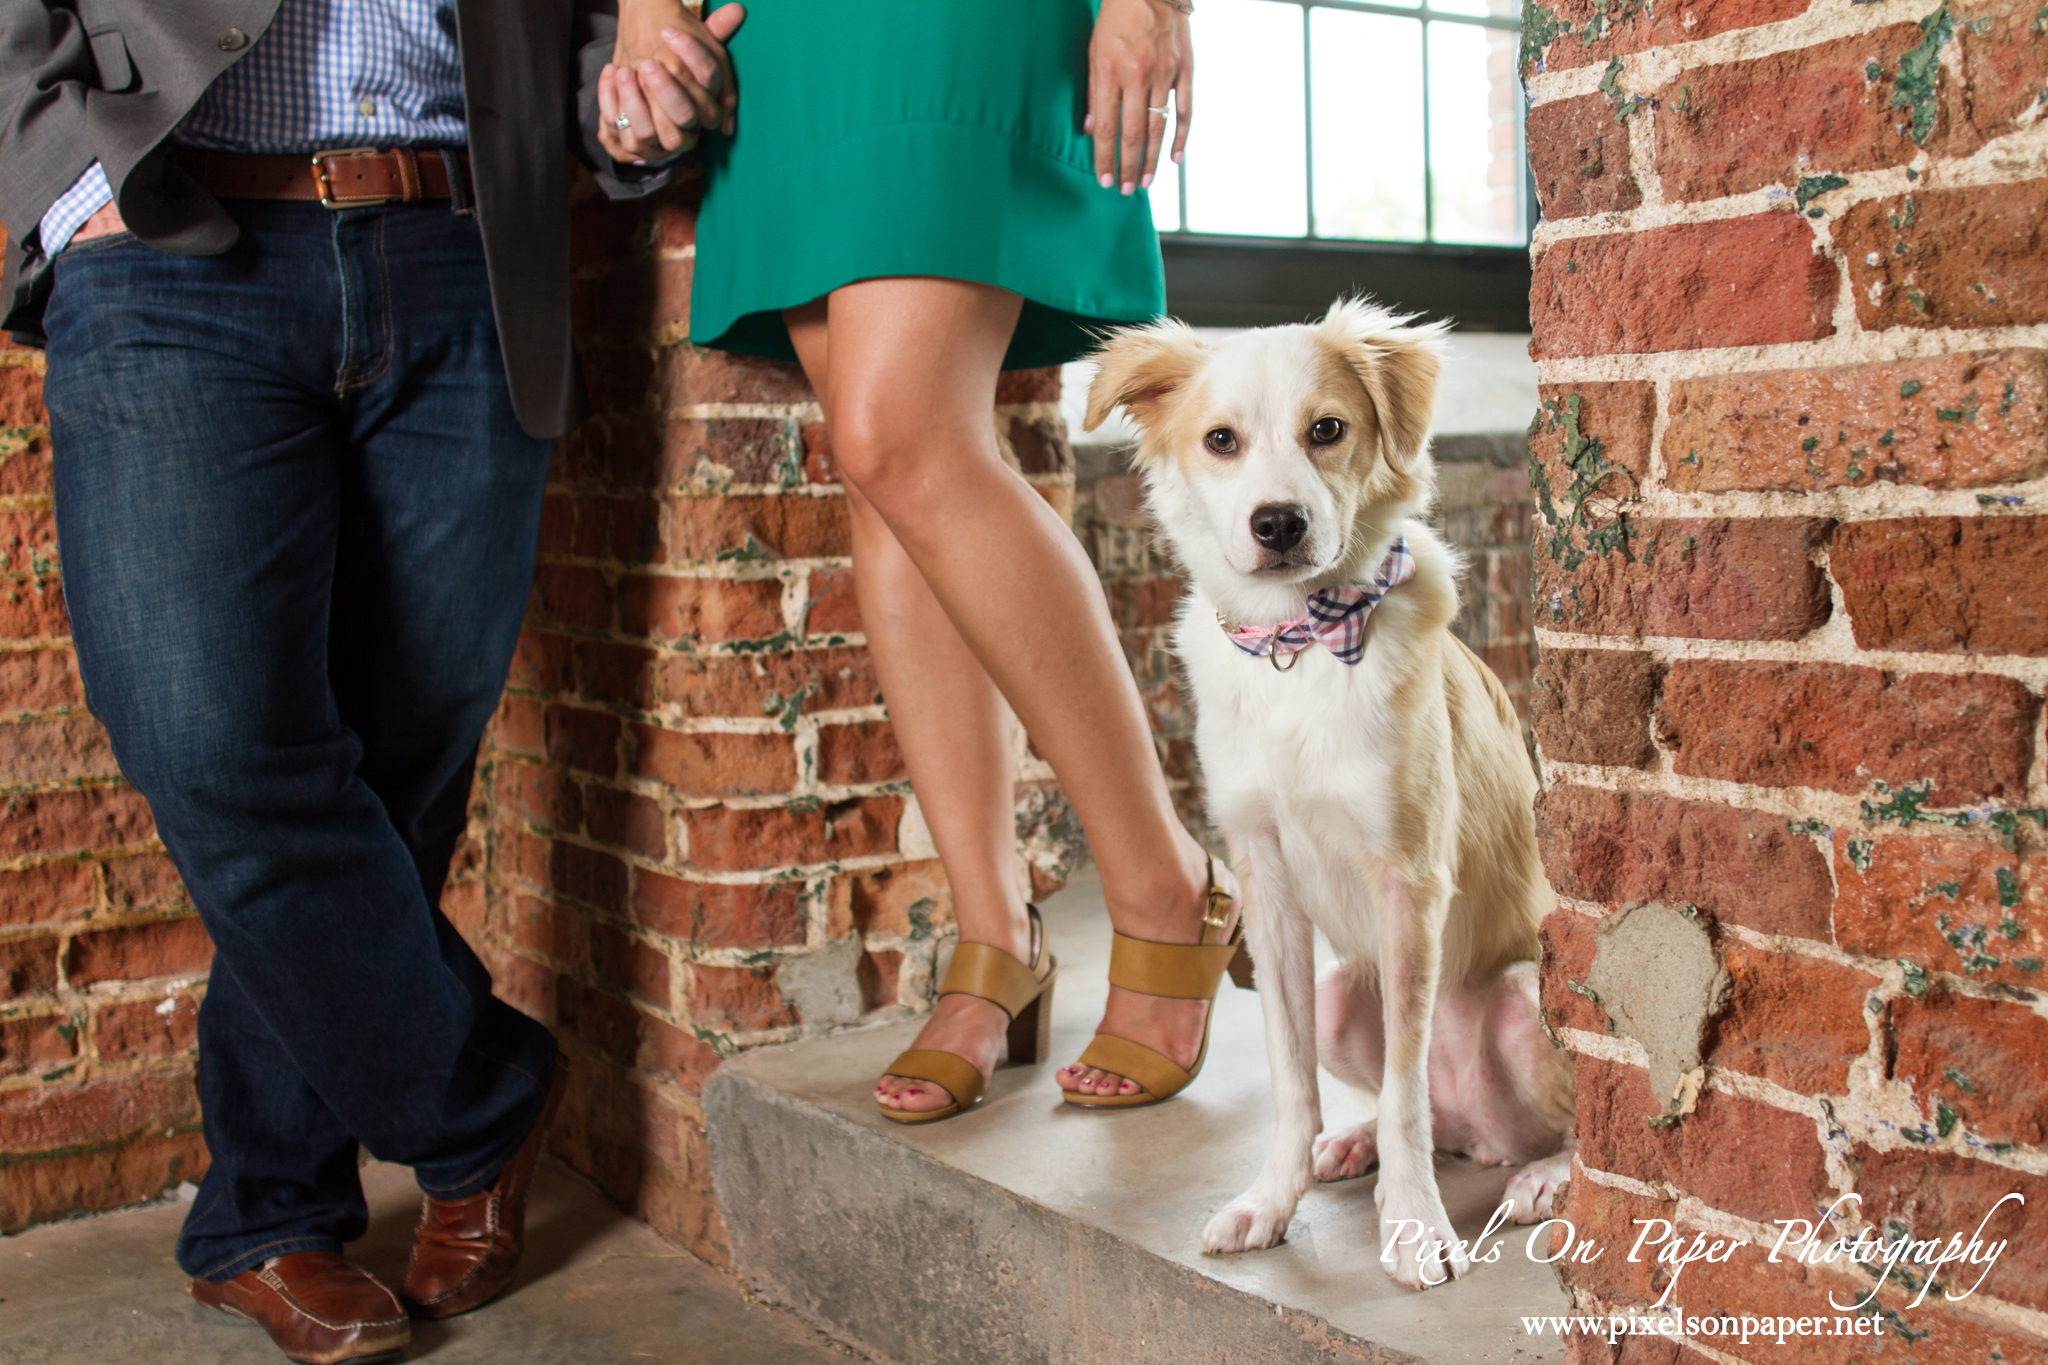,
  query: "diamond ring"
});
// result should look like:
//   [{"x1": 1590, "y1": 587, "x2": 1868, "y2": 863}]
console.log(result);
[{"x1": 614, "y1": 113, "x2": 633, "y2": 130}]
